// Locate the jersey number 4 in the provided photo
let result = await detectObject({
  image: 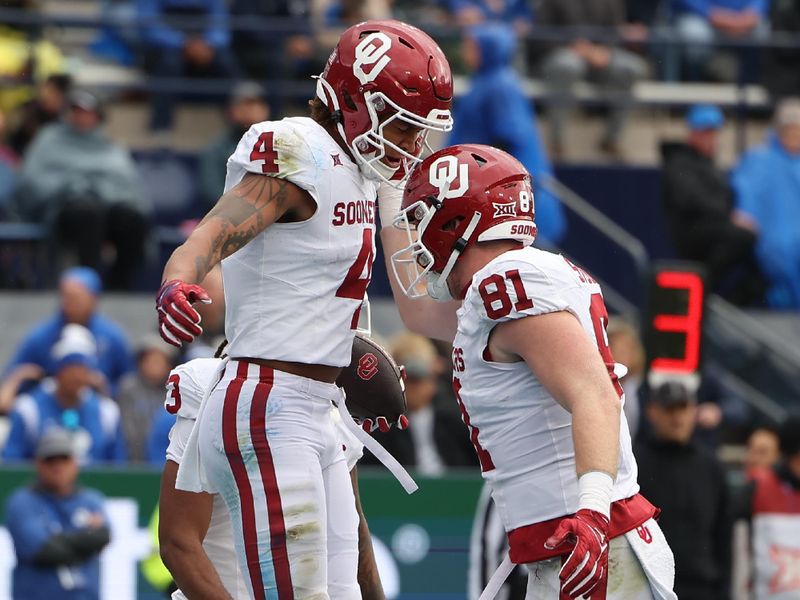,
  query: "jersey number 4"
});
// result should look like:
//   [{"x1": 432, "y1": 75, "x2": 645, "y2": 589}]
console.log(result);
[
  {"x1": 336, "y1": 229, "x2": 374, "y2": 329},
  {"x1": 250, "y1": 131, "x2": 279, "y2": 174}
]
